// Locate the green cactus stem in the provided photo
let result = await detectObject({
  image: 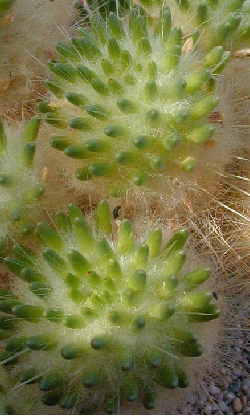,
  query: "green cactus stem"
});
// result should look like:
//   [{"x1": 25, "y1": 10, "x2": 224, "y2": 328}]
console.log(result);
[
  {"x1": 41, "y1": 8, "x2": 228, "y2": 197},
  {"x1": 0, "y1": 117, "x2": 44, "y2": 252},
  {"x1": 1, "y1": 200, "x2": 220, "y2": 413},
  {"x1": 0, "y1": 0, "x2": 16, "y2": 15},
  {"x1": 134, "y1": 0, "x2": 250, "y2": 50}
]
